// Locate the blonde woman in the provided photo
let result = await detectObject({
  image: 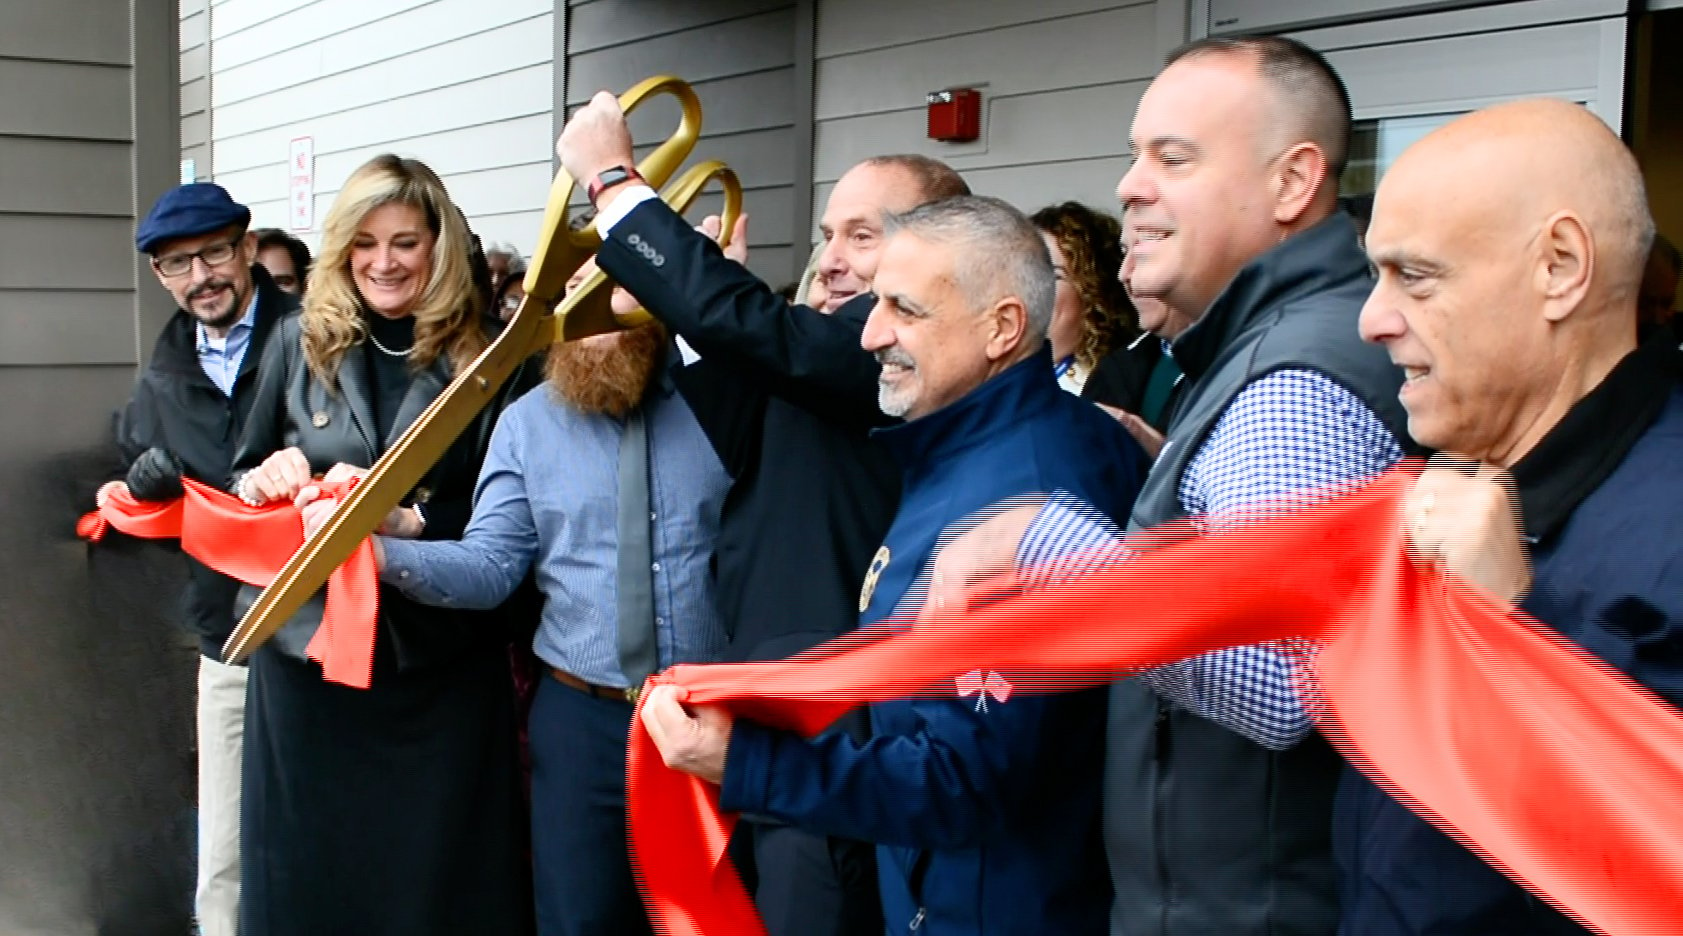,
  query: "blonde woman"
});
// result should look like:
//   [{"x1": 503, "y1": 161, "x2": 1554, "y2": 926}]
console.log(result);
[{"x1": 230, "y1": 155, "x2": 536, "y2": 936}]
